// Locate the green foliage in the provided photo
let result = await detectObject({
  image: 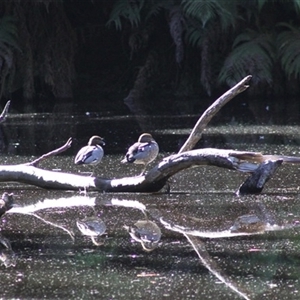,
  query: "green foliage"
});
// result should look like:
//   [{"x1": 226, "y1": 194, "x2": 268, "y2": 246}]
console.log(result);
[
  {"x1": 218, "y1": 30, "x2": 275, "y2": 87},
  {"x1": 257, "y1": 0, "x2": 268, "y2": 11},
  {"x1": 293, "y1": 0, "x2": 300, "y2": 14},
  {"x1": 277, "y1": 23, "x2": 300, "y2": 79},
  {"x1": 257, "y1": 0, "x2": 300, "y2": 14},
  {"x1": 106, "y1": 0, "x2": 145, "y2": 30},
  {"x1": 181, "y1": 0, "x2": 237, "y2": 30},
  {"x1": 184, "y1": 25, "x2": 204, "y2": 48},
  {"x1": 0, "y1": 16, "x2": 20, "y2": 51}
]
